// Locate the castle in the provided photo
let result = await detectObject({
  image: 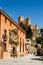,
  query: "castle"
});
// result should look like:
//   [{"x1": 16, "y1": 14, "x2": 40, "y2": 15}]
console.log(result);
[{"x1": 18, "y1": 16, "x2": 40, "y2": 42}]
